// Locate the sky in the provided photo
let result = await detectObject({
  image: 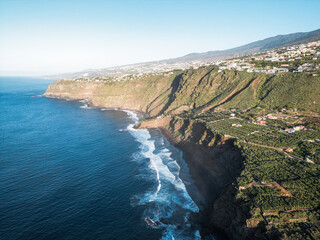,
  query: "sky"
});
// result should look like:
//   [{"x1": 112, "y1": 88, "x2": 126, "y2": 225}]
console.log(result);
[{"x1": 0, "y1": 0, "x2": 319, "y2": 76}]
